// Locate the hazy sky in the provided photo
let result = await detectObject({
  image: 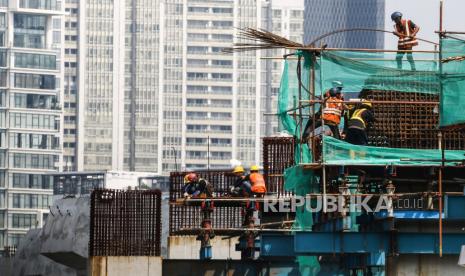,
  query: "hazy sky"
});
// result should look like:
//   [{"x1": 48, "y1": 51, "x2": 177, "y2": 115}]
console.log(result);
[{"x1": 385, "y1": 0, "x2": 463, "y2": 50}]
